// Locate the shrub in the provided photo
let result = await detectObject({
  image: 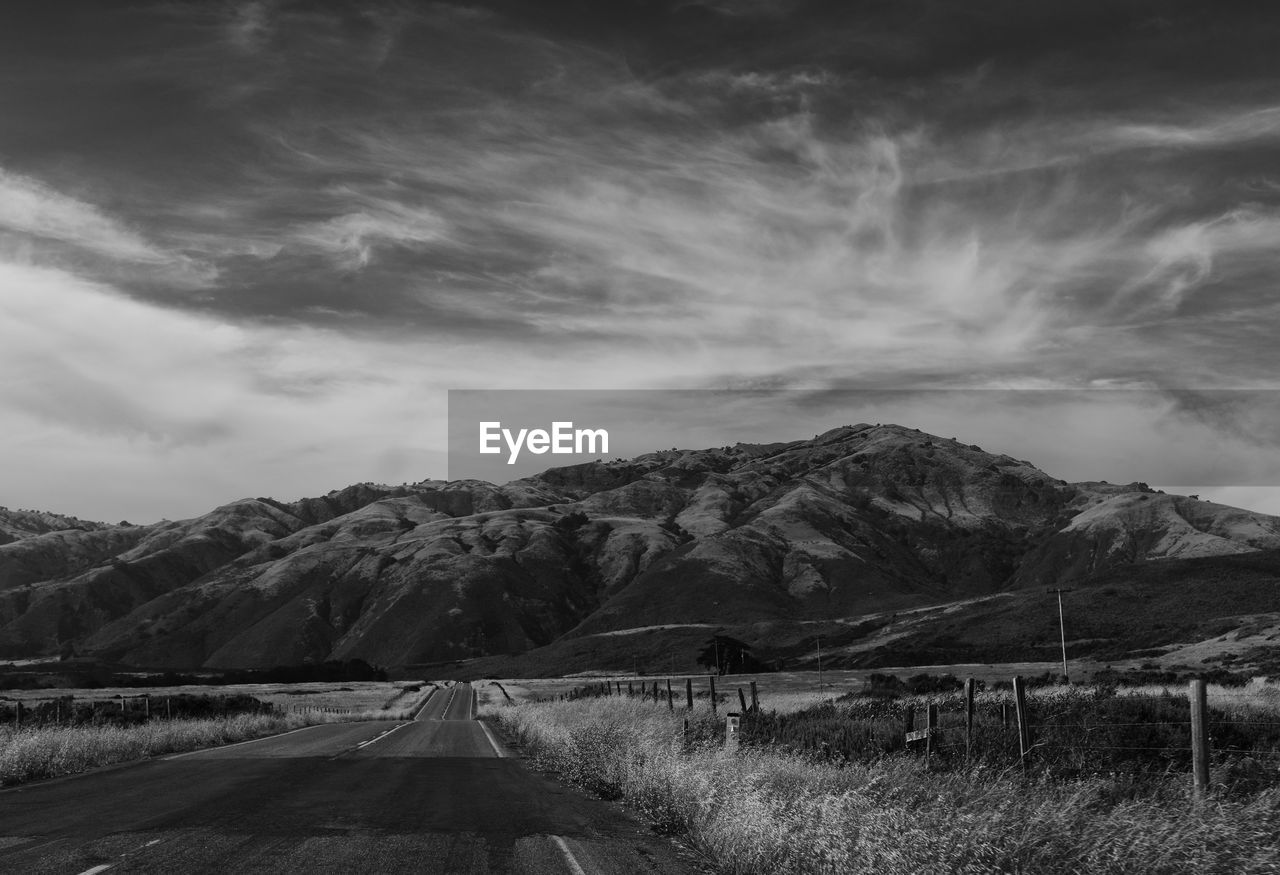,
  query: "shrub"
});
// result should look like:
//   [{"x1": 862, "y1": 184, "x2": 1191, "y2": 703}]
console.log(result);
[{"x1": 485, "y1": 696, "x2": 1280, "y2": 874}]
